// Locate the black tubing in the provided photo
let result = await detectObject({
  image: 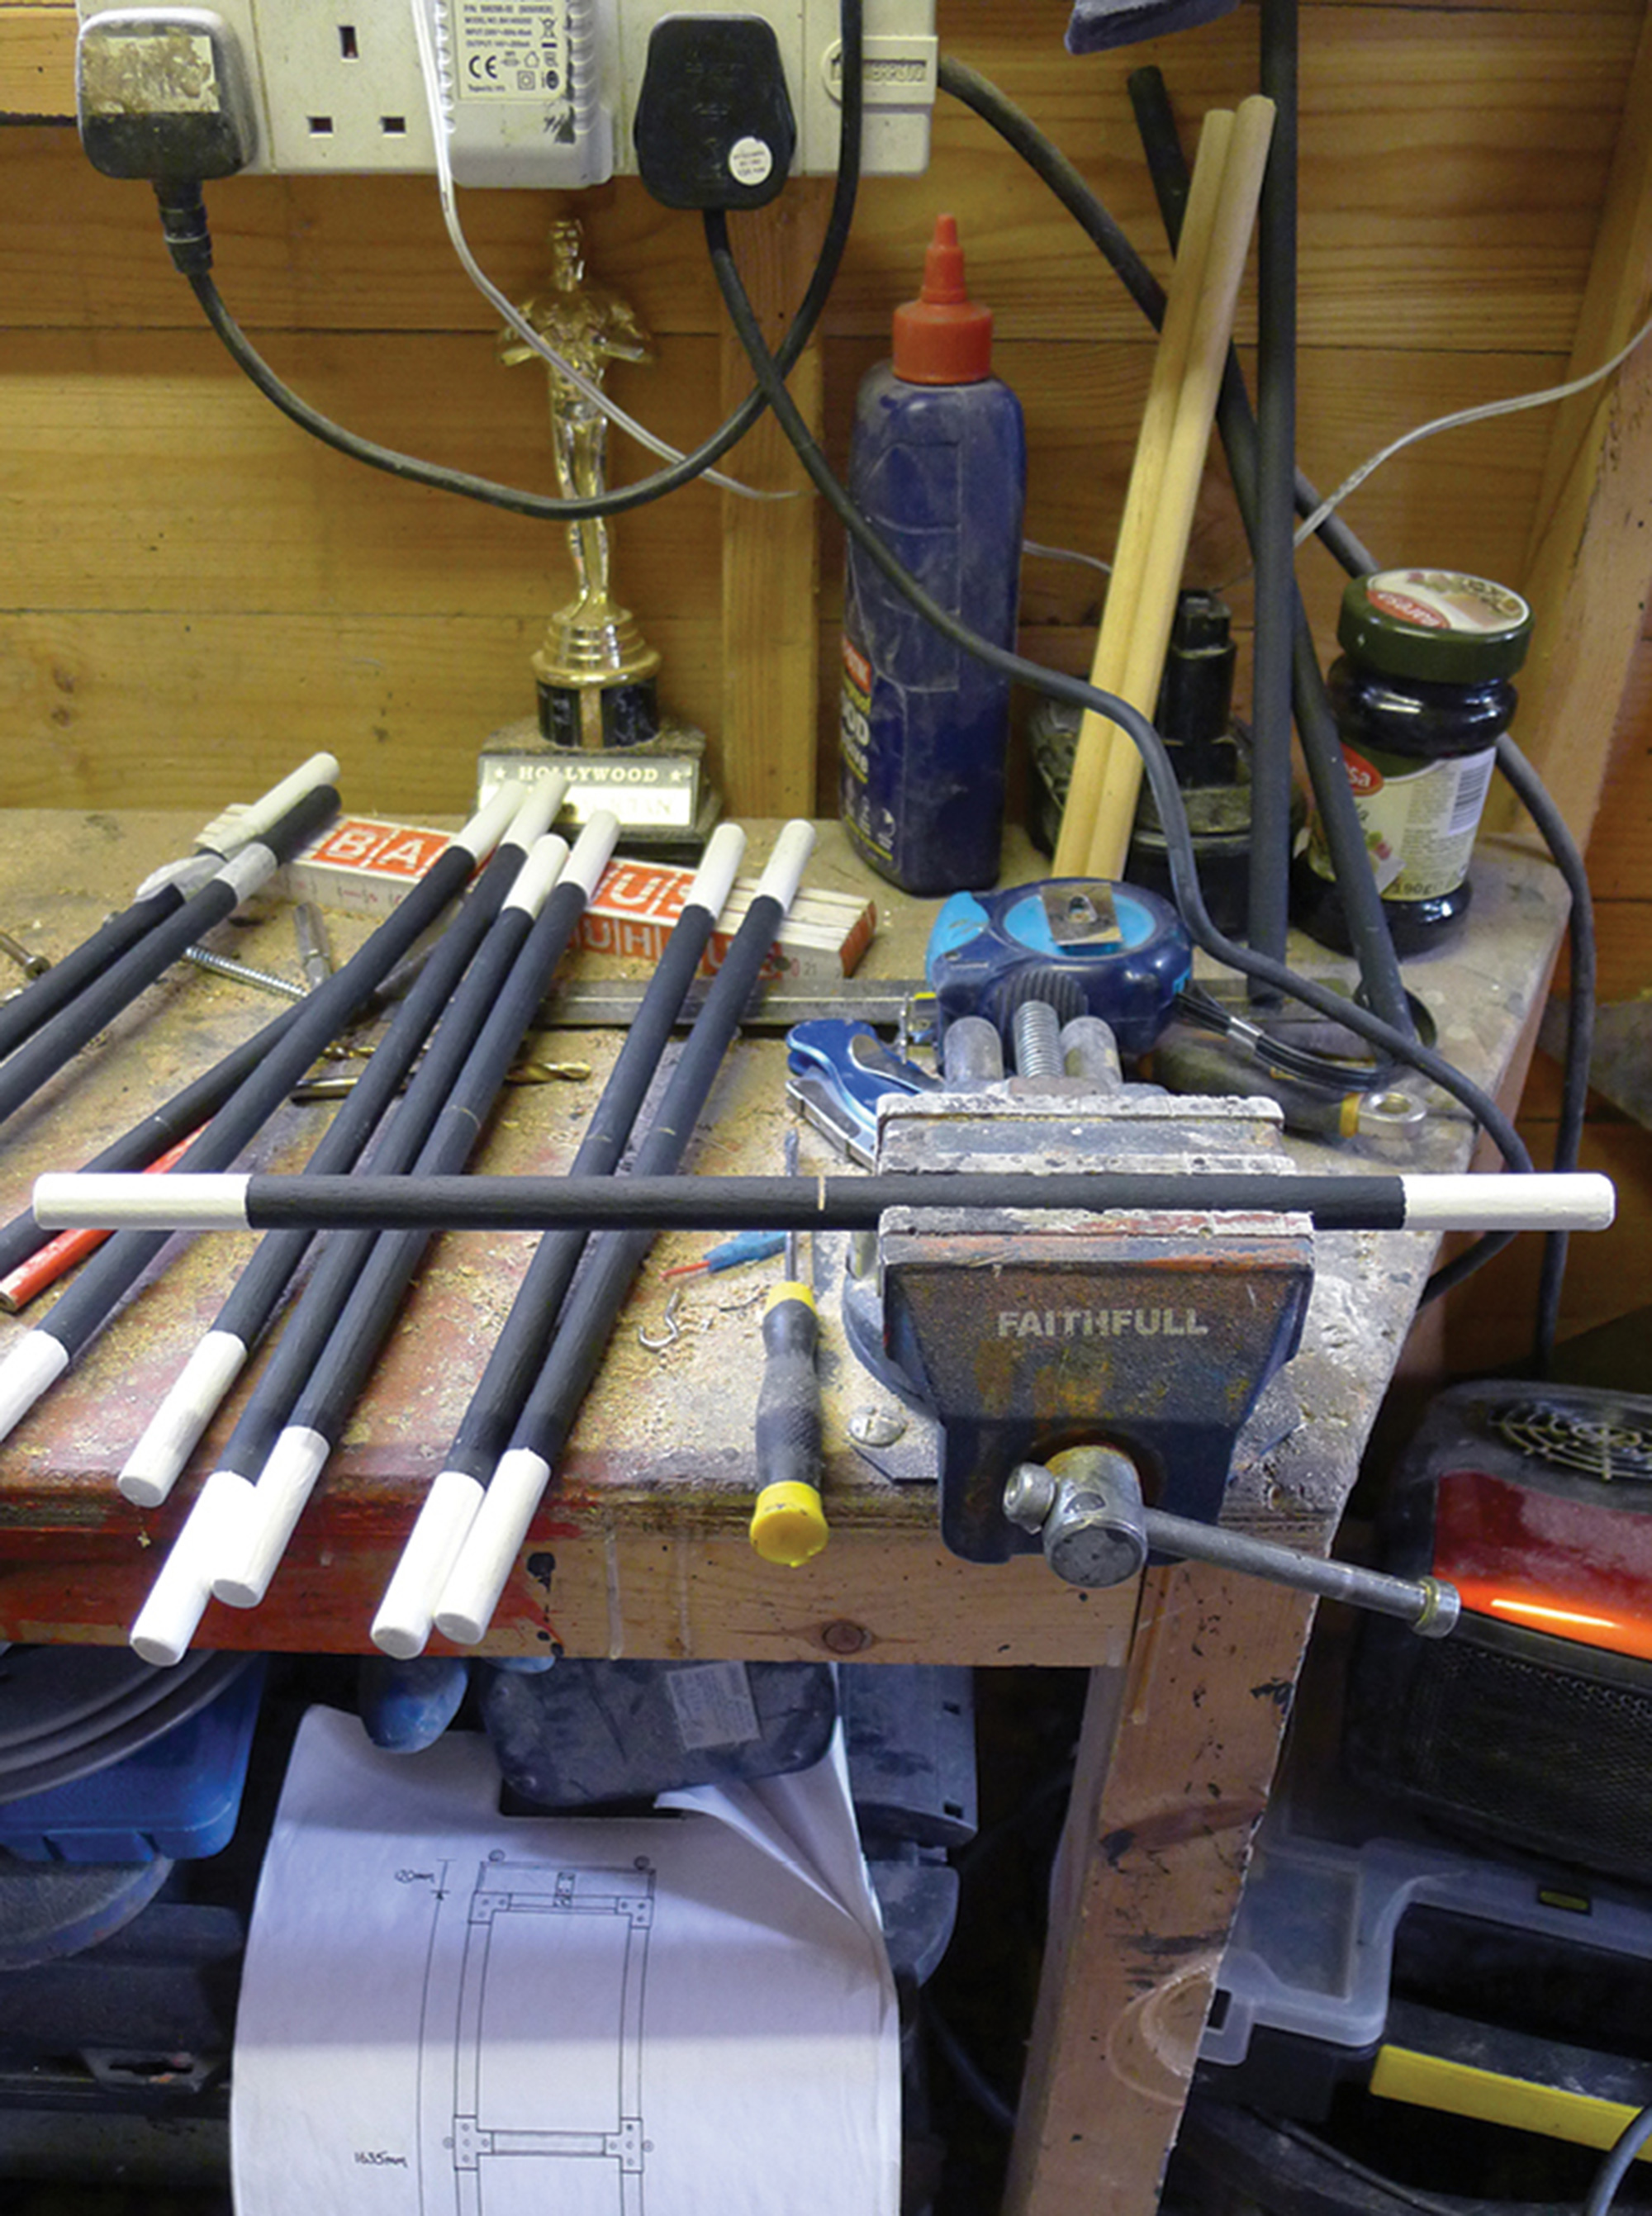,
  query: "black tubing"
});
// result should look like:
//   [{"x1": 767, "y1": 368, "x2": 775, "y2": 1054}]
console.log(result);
[
  {"x1": 0, "y1": 783, "x2": 339, "y2": 1131},
  {"x1": 208, "y1": 831, "x2": 534, "y2": 1355},
  {"x1": 283, "y1": 875, "x2": 603, "y2": 1447},
  {"x1": 503, "y1": 889, "x2": 796, "y2": 1477},
  {"x1": 34, "y1": 829, "x2": 501, "y2": 1363},
  {"x1": 0, "y1": 886, "x2": 184, "y2": 1065},
  {"x1": 238, "y1": 1169, "x2": 1412, "y2": 1235},
  {"x1": 442, "y1": 895, "x2": 723, "y2": 1483},
  {"x1": 206, "y1": 890, "x2": 548, "y2": 1479}
]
